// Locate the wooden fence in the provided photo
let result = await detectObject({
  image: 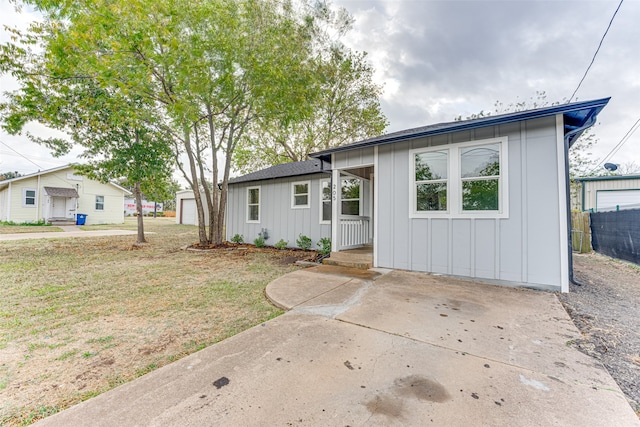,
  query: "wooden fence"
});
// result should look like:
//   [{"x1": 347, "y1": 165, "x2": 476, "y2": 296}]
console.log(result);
[{"x1": 570, "y1": 211, "x2": 591, "y2": 253}]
